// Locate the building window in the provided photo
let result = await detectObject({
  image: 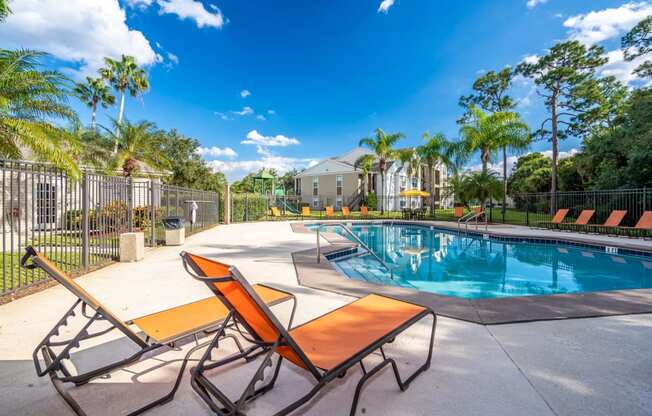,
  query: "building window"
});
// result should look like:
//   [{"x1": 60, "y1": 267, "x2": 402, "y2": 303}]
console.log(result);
[
  {"x1": 312, "y1": 177, "x2": 319, "y2": 196},
  {"x1": 411, "y1": 177, "x2": 418, "y2": 189},
  {"x1": 336, "y1": 175, "x2": 343, "y2": 196},
  {"x1": 312, "y1": 197, "x2": 319, "y2": 208},
  {"x1": 435, "y1": 170, "x2": 441, "y2": 185},
  {"x1": 400, "y1": 176, "x2": 407, "y2": 192},
  {"x1": 336, "y1": 197, "x2": 342, "y2": 209},
  {"x1": 400, "y1": 198, "x2": 406, "y2": 208}
]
